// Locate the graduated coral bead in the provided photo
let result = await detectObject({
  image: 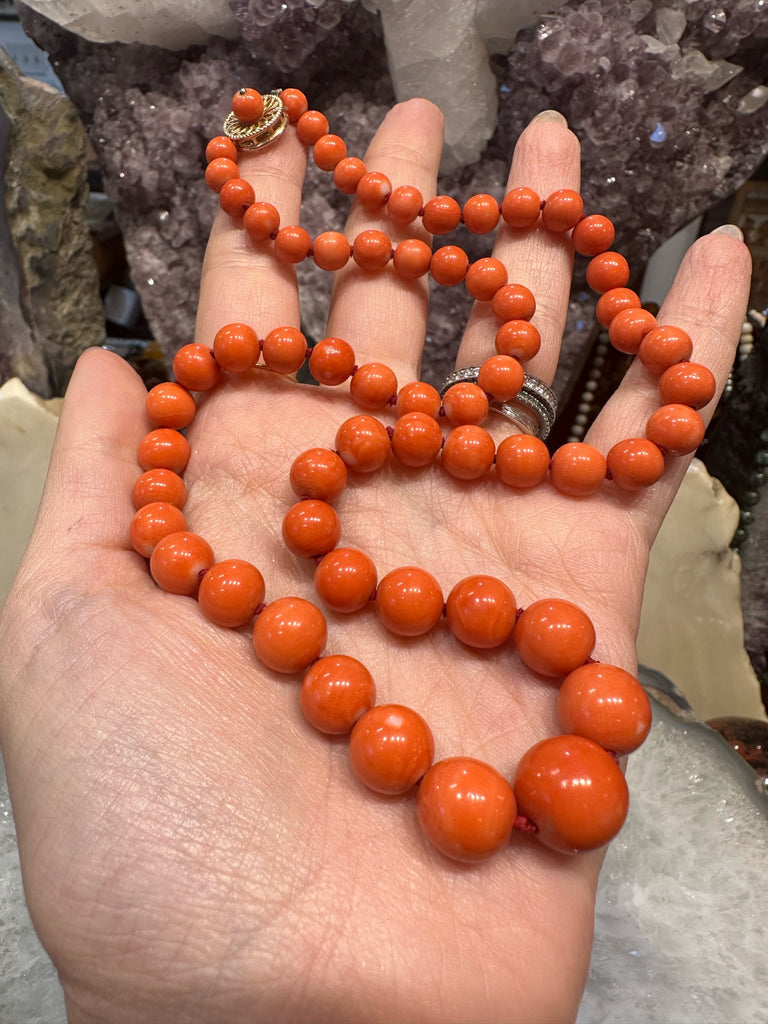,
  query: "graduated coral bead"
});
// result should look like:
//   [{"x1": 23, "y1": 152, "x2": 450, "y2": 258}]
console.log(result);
[
  {"x1": 513, "y1": 598, "x2": 596, "y2": 677},
  {"x1": 349, "y1": 704, "x2": 434, "y2": 795},
  {"x1": 252, "y1": 596, "x2": 327, "y2": 674},
  {"x1": 375, "y1": 566, "x2": 444, "y2": 637}
]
